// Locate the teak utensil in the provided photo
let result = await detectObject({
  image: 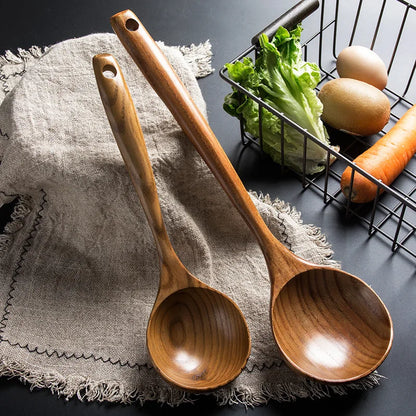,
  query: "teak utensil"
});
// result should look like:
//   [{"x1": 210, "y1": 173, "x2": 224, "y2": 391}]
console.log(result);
[
  {"x1": 93, "y1": 53, "x2": 251, "y2": 391},
  {"x1": 111, "y1": 10, "x2": 393, "y2": 383}
]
